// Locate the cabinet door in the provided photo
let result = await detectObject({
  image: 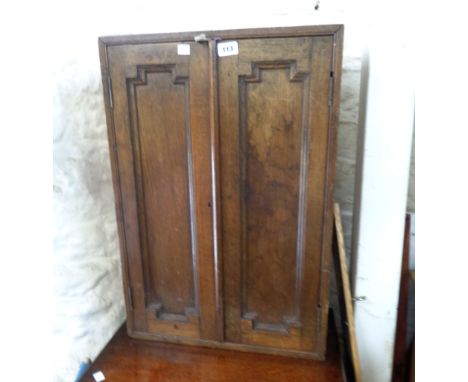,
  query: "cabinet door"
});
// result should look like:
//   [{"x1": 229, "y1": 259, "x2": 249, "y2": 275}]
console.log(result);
[
  {"x1": 103, "y1": 42, "x2": 219, "y2": 341},
  {"x1": 218, "y1": 36, "x2": 337, "y2": 355}
]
